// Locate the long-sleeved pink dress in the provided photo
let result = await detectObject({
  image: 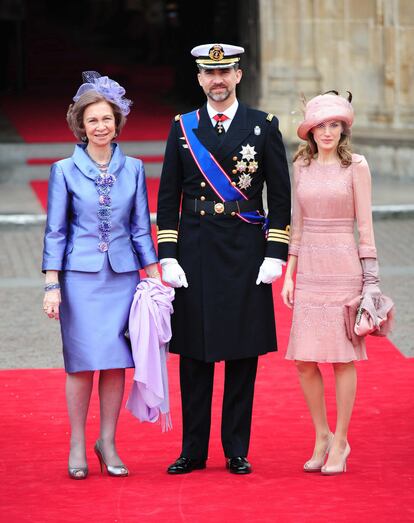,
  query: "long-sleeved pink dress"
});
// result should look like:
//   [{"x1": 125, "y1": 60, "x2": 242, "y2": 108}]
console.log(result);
[{"x1": 286, "y1": 154, "x2": 377, "y2": 362}]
